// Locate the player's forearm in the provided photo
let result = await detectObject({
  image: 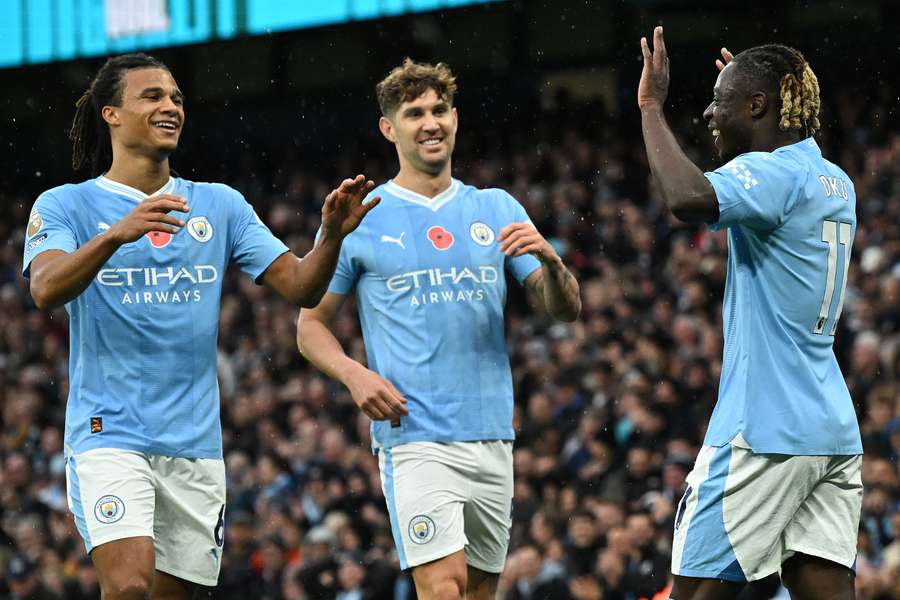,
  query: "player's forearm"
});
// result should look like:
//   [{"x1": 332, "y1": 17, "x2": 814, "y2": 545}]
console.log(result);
[
  {"x1": 640, "y1": 105, "x2": 718, "y2": 223},
  {"x1": 286, "y1": 233, "x2": 344, "y2": 308},
  {"x1": 297, "y1": 314, "x2": 363, "y2": 386},
  {"x1": 540, "y1": 259, "x2": 581, "y2": 322},
  {"x1": 30, "y1": 235, "x2": 122, "y2": 310}
]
